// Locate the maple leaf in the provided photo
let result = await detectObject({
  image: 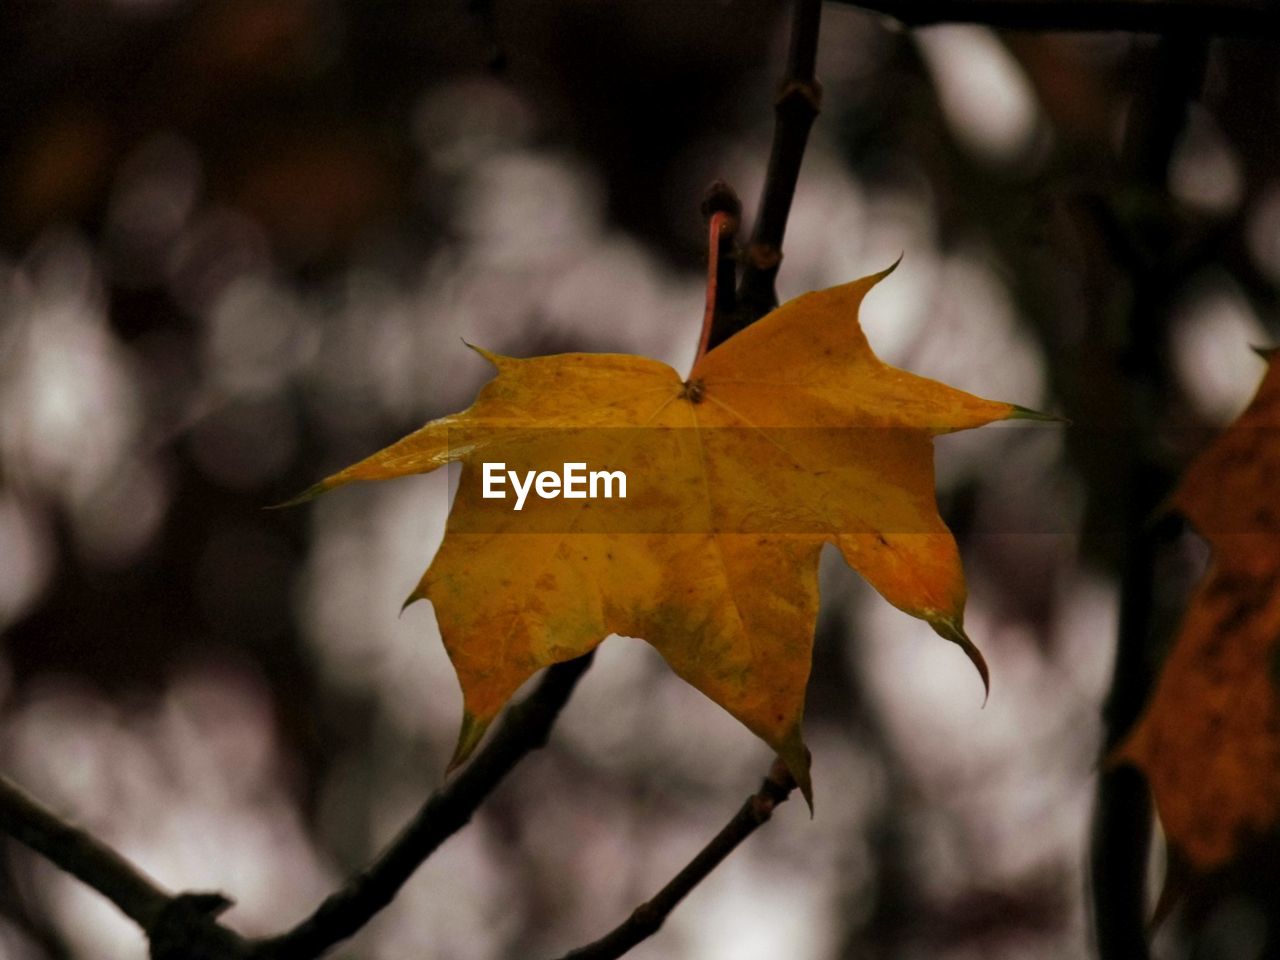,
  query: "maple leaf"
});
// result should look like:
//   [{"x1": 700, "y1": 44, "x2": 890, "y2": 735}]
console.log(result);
[
  {"x1": 294, "y1": 265, "x2": 1039, "y2": 803},
  {"x1": 1117, "y1": 349, "x2": 1280, "y2": 870}
]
